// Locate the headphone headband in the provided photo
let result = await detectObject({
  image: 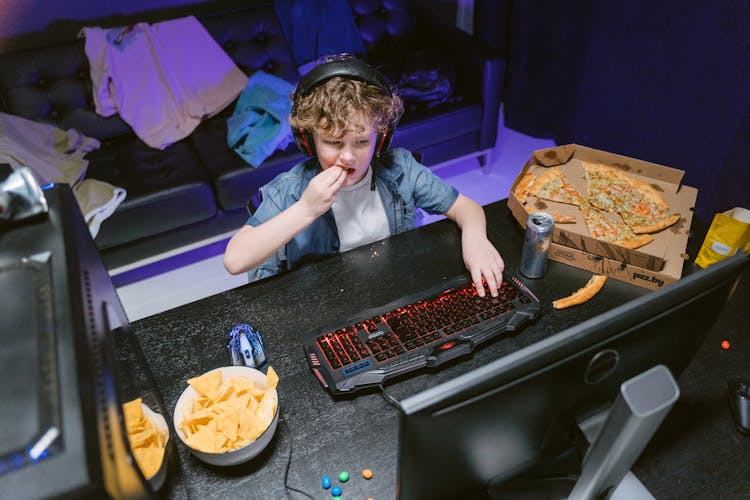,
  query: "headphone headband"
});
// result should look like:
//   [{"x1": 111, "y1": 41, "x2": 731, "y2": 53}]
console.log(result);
[{"x1": 293, "y1": 58, "x2": 392, "y2": 102}]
